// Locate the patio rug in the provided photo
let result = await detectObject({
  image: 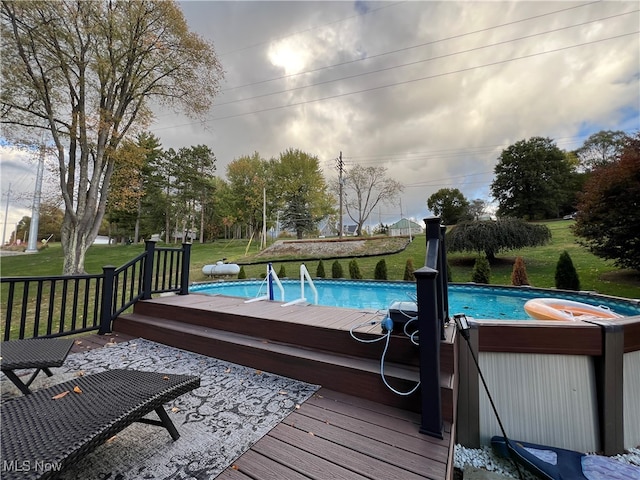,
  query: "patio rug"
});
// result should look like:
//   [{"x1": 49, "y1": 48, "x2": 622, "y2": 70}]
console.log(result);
[{"x1": 0, "y1": 338, "x2": 319, "y2": 480}]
